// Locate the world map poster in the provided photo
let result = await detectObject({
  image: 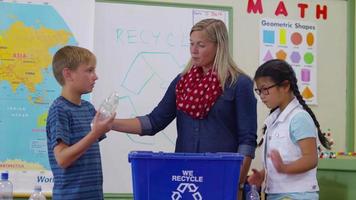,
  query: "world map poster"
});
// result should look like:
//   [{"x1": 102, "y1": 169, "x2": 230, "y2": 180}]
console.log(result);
[{"x1": 0, "y1": 0, "x2": 94, "y2": 195}]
